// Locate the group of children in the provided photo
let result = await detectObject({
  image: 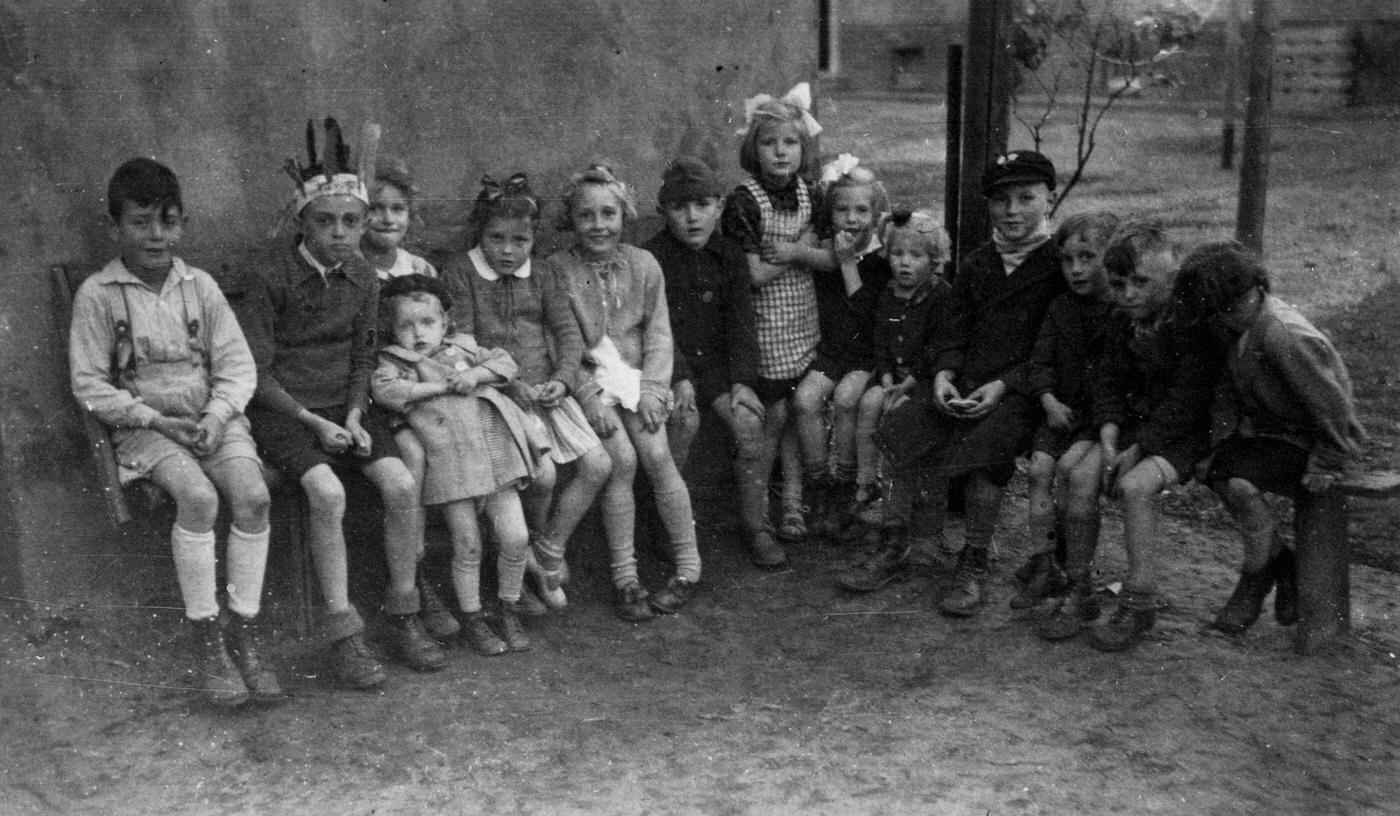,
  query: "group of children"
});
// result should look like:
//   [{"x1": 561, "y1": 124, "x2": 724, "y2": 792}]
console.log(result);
[{"x1": 69, "y1": 83, "x2": 1364, "y2": 707}]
